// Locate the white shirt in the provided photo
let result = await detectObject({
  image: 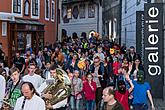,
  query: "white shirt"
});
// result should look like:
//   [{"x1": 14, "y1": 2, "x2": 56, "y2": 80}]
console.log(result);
[
  {"x1": 14, "y1": 94, "x2": 45, "y2": 110},
  {"x1": 98, "y1": 53, "x2": 105, "y2": 62},
  {"x1": 53, "y1": 98, "x2": 67, "y2": 109},
  {"x1": 0, "y1": 75, "x2": 6, "y2": 108},
  {"x1": 22, "y1": 74, "x2": 43, "y2": 89}
]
